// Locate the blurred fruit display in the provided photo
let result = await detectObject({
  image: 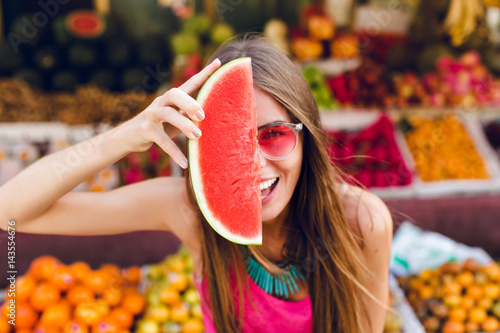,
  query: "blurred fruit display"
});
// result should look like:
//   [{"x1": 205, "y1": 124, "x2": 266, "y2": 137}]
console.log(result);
[
  {"x1": 302, "y1": 66, "x2": 338, "y2": 110},
  {"x1": 116, "y1": 145, "x2": 172, "y2": 186},
  {"x1": 168, "y1": 14, "x2": 236, "y2": 88},
  {"x1": 401, "y1": 114, "x2": 490, "y2": 181},
  {"x1": 0, "y1": 124, "x2": 170, "y2": 189},
  {"x1": 484, "y1": 120, "x2": 500, "y2": 160},
  {"x1": 0, "y1": 80, "x2": 152, "y2": 124},
  {"x1": 417, "y1": 52, "x2": 500, "y2": 108},
  {"x1": 2, "y1": 7, "x2": 174, "y2": 93},
  {"x1": 384, "y1": 290, "x2": 404, "y2": 333},
  {"x1": 397, "y1": 259, "x2": 500, "y2": 333},
  {"x1": 327, "y1": 50, "x2": 500, "y2": 109},
  {"x1": 170, "y1": 14, "x2": 235, "y2": 60},
  {"x1": 327, "y1": 115, "x2": 413, "y2": 188},
  {"x1": 263, "y1": 19, "x2": 290, "y2": 54},
  {"x1": 327, "y1": 58, "x2": 392, "y2": 108},
  {"x1": 138, "y1": 246, "x2": 203, "y2": 333},
  {"x1": 409, "y1": 0, "x2": 489, "y2": 70},
  {"x1": 291, "y1": 6, "x2": 359, "y2": 62},
  {"x1": 0, "y1": 255, "x2": 144, "y2": 332}
]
